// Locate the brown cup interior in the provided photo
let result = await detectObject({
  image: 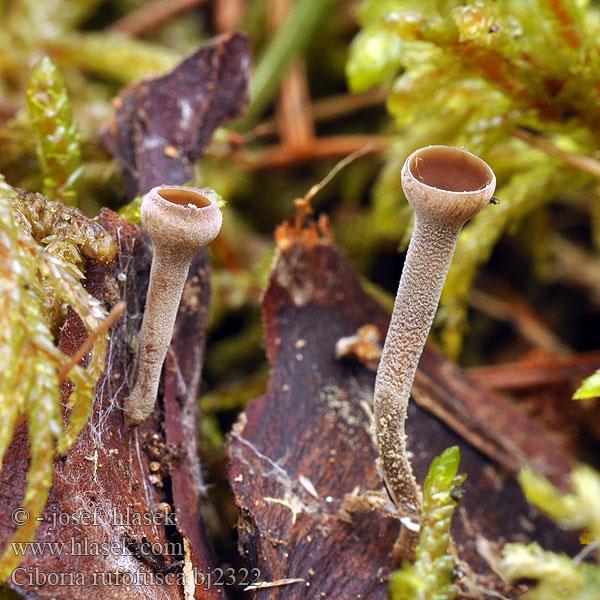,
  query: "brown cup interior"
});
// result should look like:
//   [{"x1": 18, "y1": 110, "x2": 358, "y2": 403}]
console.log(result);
[
  {"x1": 408, "y1": 146, "x2": 492, "y2": 192},
  {"x1": 157, "y1": 188, "x2": 211, "y2": 208}
]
